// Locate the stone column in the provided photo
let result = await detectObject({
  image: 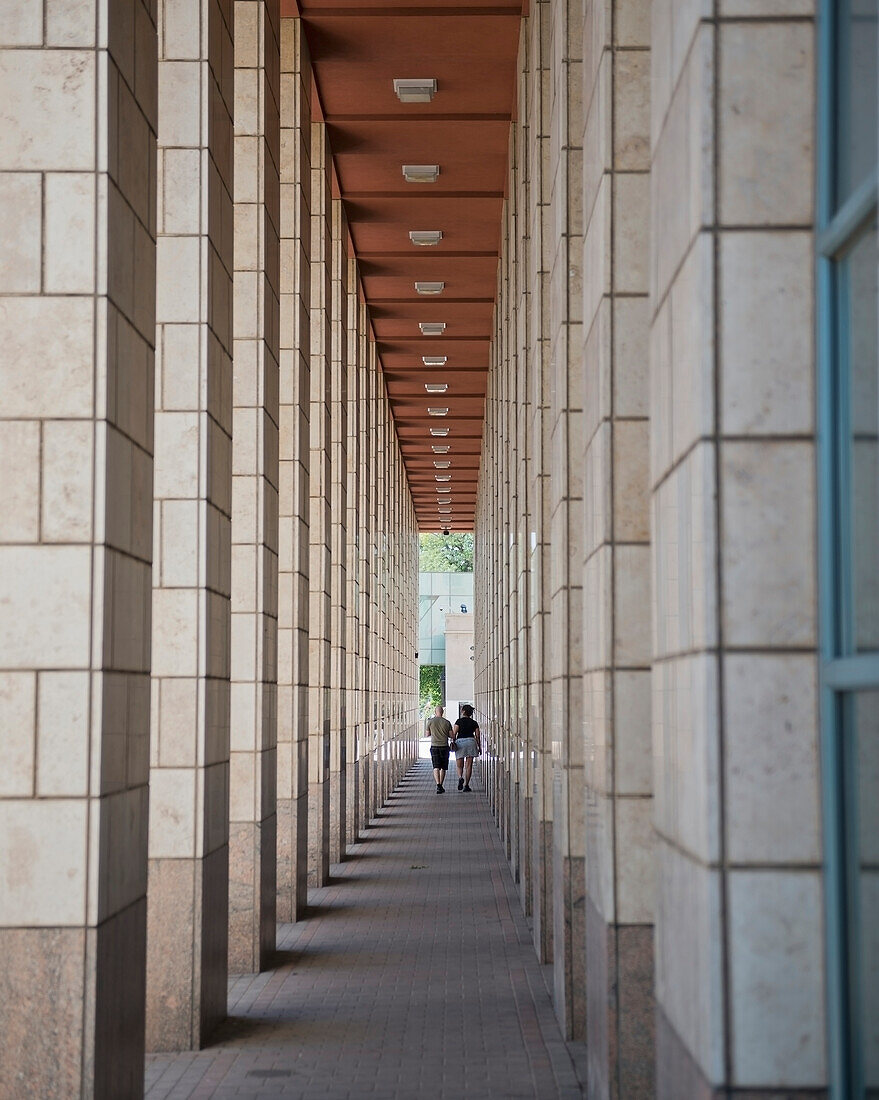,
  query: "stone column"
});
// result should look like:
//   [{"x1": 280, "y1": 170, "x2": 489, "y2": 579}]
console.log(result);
[
  {"x1": 581, "y1": 0, "x2": 654, "y2": 1092},
  {"x1": 0, "y1": 3, "x2": 156, "y2": 1093},
  {"x1": 228, "y1": 0, "x2": 281, "y2": 975},
  {"x1": 147, "y1": 0, "x2": 234, "y2": 1050},
  {"x1": 547, "y1": 0, "x2": 586, "y2": 1041},
  {"x1": 328, "y1": 199, "x2": 349, "y2": 864},
  {"x1": 527, "y1": 0, "x2": 555, "y2": 966},
  {"x1": 345, "y1": 271, "x2": 364, "y2": 845},
  {"x1": 276, "y1": 15, "x2": 311, "y2": 923},
  {"x1": 308, "y1": 121, "x2": 332, "y2": 887},
  {"x1": 650, "y1": 6, "x2": 822, "y2": 1095}
]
